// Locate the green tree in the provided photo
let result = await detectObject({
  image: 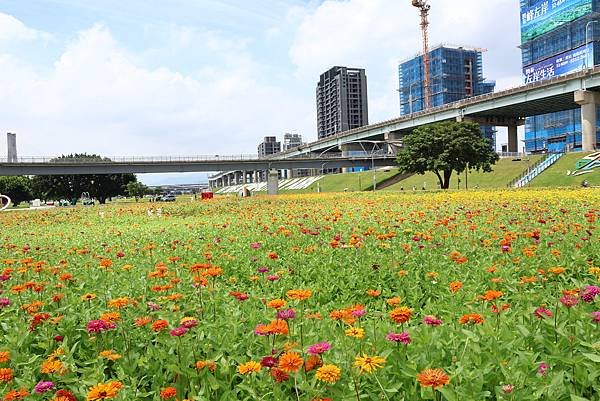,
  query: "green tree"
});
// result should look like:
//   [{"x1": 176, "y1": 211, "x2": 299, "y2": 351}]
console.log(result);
[
  {"x1": 395, "y1": 121, "x2": 499, "y2": 189},
  {"x1": 126, "y1": 181, "x2": 149, "y2": 201},
  {"x1": 0, "y1": 176, "x2": 33, "y2": 206},
  {"x1": 31, "y1": 154, "x2": 137, "y2": 204}
]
